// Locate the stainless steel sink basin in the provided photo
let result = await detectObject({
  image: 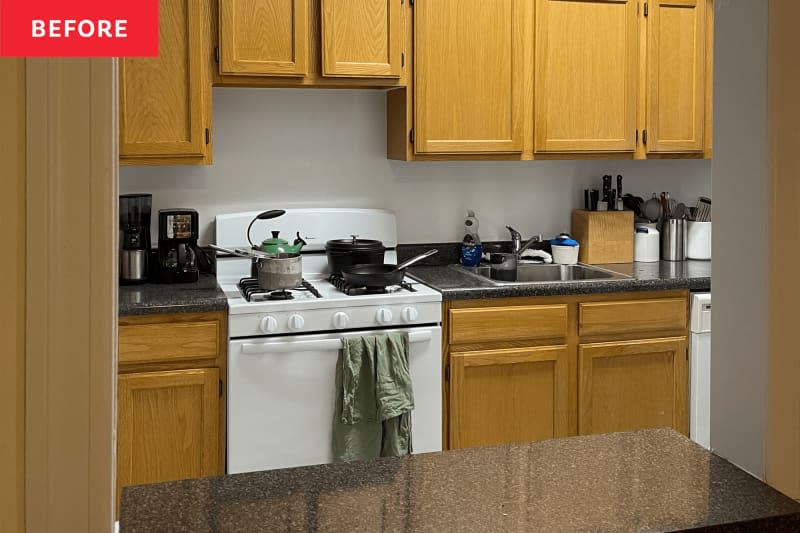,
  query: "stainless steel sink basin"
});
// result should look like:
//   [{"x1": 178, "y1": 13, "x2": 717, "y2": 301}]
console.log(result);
[{"x1": 456, "y1": 263, "x2": 630, "y2": 285}]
